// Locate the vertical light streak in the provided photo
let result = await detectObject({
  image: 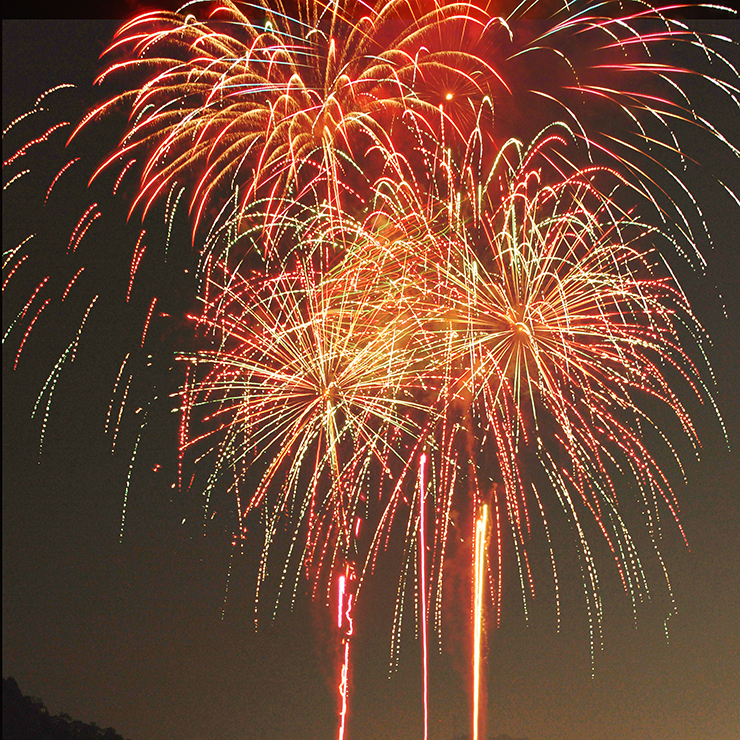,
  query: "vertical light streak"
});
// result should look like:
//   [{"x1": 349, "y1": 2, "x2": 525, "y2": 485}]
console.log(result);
[
  {"x1": 338, "y1": 564, "x2": 354, "y2": 740},
  {"x1": 473, "y1": 504, "x2": 489, "y2": 740},
  {"x1": 338, "y1": 573, "x2": 346, "y2": 629},
  {"x1": 338, "y1": 638, "x2": 351, "y2": 740},
  {"x1": 419, "y1": 452, "x2": 429, "y2": 740}
]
